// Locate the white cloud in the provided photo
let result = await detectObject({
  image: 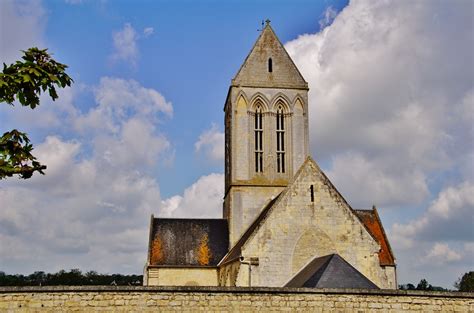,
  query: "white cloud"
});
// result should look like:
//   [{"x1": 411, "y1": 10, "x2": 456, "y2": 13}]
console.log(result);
[
  {"x1": 95, "y1": 77, "x2": 173, "y2": 117},
  {"x1": 195, "y1": 123, "x2": 224, "y2": 161},
  {"x1": 143, "y1": 27, "x2": 154, "y2": 37},
  {"x1": 285, "y1": 0, "x2": 474, "y2": 209},
  {"x1": 391, "y1": 182, "x2": 474, "y2": 248},
  {"x1": 111, "y1": 23, "x2": 139, "y2": 66},
  {"x1": 0, "y1": 135, "x2": 163, "y2": 273},
  {"x1": 0, "y1": 85, "x2": 81, "y2": 133},
  {"x1": 75, "y1": 77, "x2": 172, "y2": 134},
  {"x1": 93, "y1": 118, "x2": 170, "y2": 168},
  {"x1": 285, "y1": 0, "x2": 473, "y2": 287},
  {"x1": 426, "y1": 243, "x2": 462, "y2": 265},
  {"x1": 327, "y1": 152, "x2": 428, "y2": 208},
  {"x1": 110, "y1": 24, "x2": 156, "y2": 67},
  {"x1": 34, "y1": 136, "x2": 81, "y2": 180},
  {"x1": 389, "y1": 182, "x2": 474, "y2": 286},
  {"x1": 0, "y1": 63, "x2": 174, "y2": 276},
  {"x1": 319, "y1": 6, "x2": 337, "y2": 29},
  {"x1": 0, "y1": 77, "x2": 174, "y2": 274},
  {"x1": 0, "y1": 0, "x2": 46, "y2": 64},
  {"x1": 160, "y1": 195, "x2": 182, "y2": 217},
  {"x1": 160, "y1": 173, "x2": 224, "y2": 218}
]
